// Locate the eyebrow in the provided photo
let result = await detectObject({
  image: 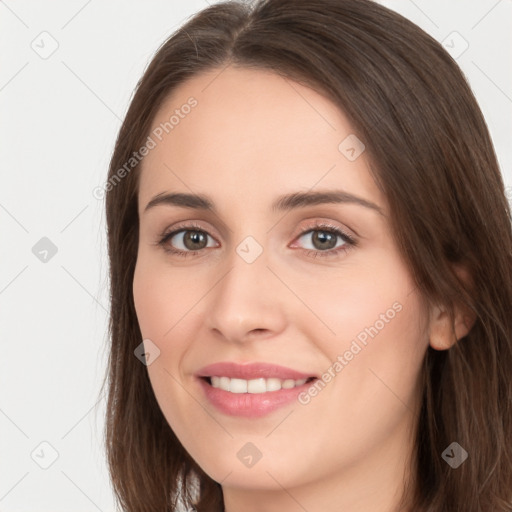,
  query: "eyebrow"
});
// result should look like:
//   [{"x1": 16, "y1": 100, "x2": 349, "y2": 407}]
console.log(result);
[{"x1": 143, "y1": 190, "x2": 384, "y2": 216}]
